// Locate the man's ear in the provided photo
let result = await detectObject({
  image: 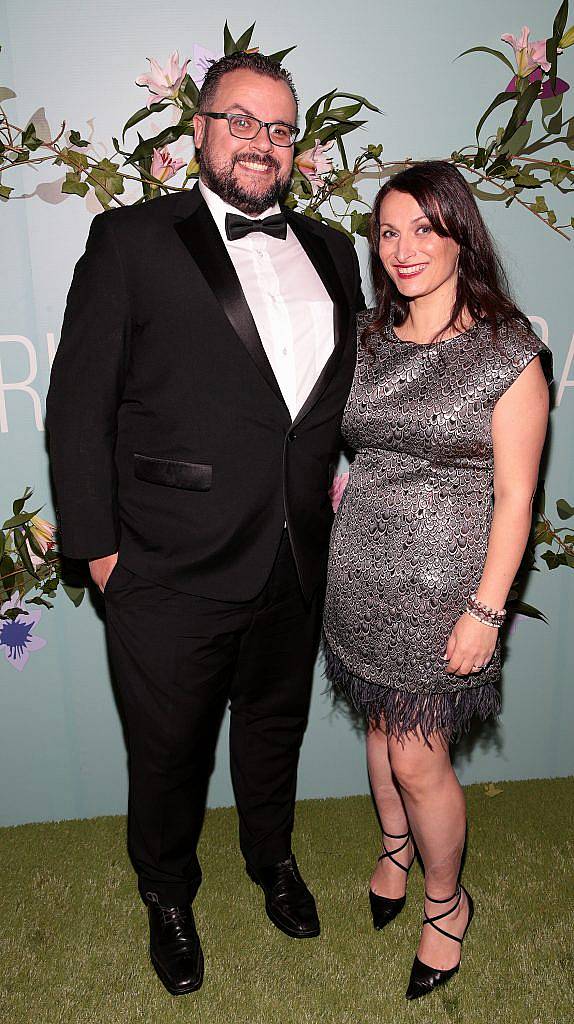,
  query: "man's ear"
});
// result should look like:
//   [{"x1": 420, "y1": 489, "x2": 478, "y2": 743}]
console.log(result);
[{"x1": 193, "y1": 113, "x2": 205, "y2": 149}]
